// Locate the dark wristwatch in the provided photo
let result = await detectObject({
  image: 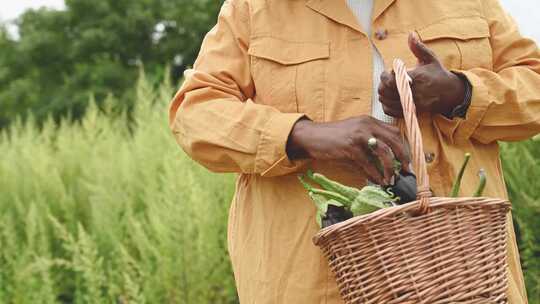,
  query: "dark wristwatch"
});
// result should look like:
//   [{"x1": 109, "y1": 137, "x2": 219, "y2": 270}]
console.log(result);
[{"x1": 447, "y1": 72, "x2": 473, "y2": 119}]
